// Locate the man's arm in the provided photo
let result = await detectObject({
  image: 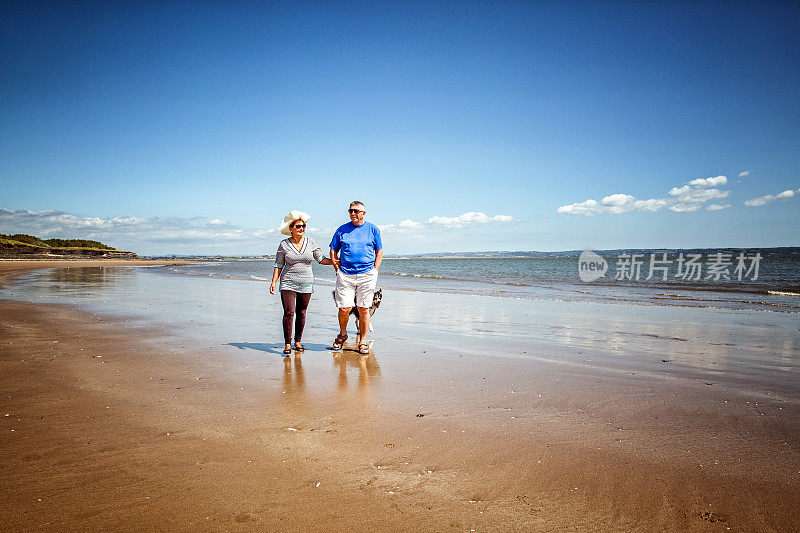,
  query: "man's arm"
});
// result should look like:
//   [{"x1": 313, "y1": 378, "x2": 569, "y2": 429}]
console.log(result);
[{"x1": 374, "y1": 248, "x2": 383, "y2": 271}]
